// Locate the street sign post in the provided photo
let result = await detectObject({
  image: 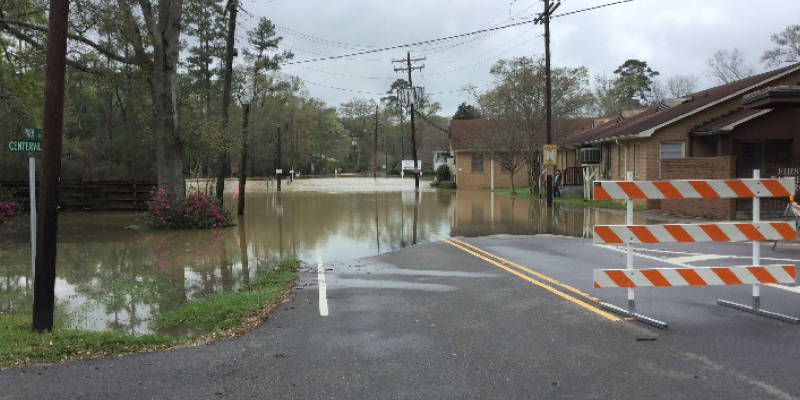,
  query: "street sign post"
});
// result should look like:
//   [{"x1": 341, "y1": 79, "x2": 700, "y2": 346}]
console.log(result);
[{"x1": 9, "y1": 128, "x2": 43, "y2": 284}]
